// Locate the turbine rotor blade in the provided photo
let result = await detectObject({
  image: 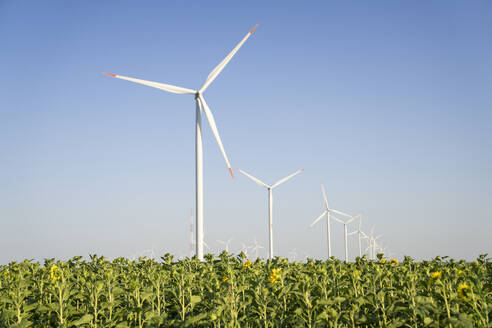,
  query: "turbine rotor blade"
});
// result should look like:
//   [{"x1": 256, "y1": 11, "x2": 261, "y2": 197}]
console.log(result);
[
  {"x1": 321, "y1": 183, "x2": 329, "y2": 208},
  {"x1": 332, "y1": 216, "x2": 345, "y2": 224},
  {"x1": 328, "y1": 208, "x2": 353, "y2": 218},
  {"x1": 348, "y1": 231, "x2": 358, "y2": 236},
  {"x1": 103, "y1": 73, "x2": 196, "y2": 94},
  {"x1": 347, "y1": 217, "x2": 356, "y2": 224},
  {"x1": 309, "y1": 210, "x2": 328, "y2": 228},
  {"x1": 199, "y1": 25, "x2": 258, "y2": 93},
  {"x1": 198, "y1": 95, "x2": 233, "y2": 178},
  {"x1": 237, "y1": 169, "x2": 269, "y2": 188},
  {"x1": 271, "y1": 169, "x2": 304, "y2": 189}
]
